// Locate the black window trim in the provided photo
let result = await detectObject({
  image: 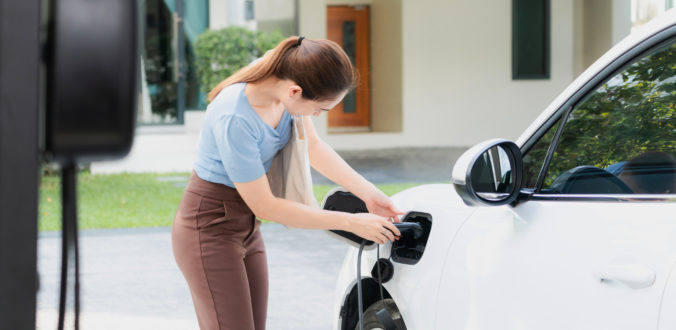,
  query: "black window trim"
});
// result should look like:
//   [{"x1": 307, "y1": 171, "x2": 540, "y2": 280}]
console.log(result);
[
  {"x1": 518, "y1": 24, "x2": 676, "y2": 203},
  {"x1": 533, "y1": 105, "x2": 571, "y2": 193}
]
